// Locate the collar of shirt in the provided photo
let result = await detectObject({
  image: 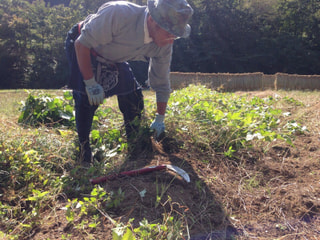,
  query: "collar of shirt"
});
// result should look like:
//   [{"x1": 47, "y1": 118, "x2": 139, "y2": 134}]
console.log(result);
[{"x1": 144, "y1": 12, "x2": 153, "y2": 44}]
